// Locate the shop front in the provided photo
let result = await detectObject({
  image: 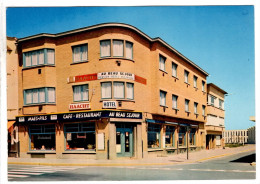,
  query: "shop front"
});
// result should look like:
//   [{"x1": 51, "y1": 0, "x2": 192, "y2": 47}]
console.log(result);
[{"x1": 16, "y1": 110, "x2": 142, "y2": 160}]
